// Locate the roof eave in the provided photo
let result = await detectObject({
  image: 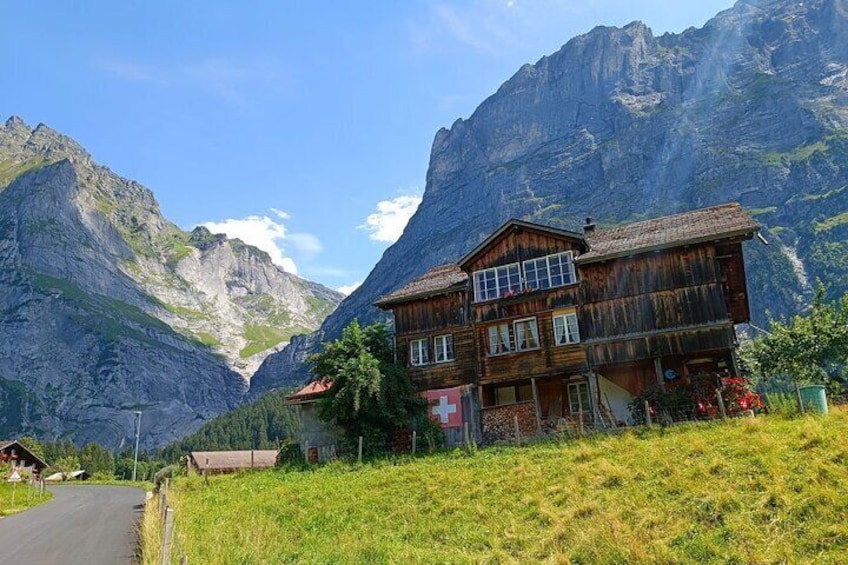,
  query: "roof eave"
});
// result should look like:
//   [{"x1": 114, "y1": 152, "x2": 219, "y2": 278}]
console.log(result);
[
  {"x1": 373, "y1": 283, "x2": 467, "y2": 309},
  {"x1": 576, "y1": 227, "x2": 758, "y2": 265}
]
